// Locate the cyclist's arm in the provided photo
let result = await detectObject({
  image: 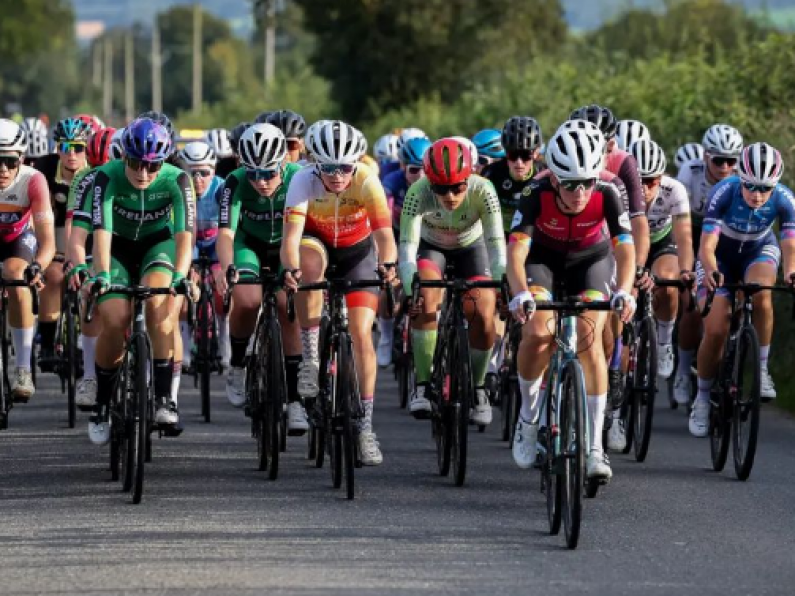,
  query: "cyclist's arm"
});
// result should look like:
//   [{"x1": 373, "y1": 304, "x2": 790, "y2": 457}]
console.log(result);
[
  {"x1": 170, "y1": 171, "x2": 197, "y2": 279},
  {"x1": 217, "y1": 178, "x2": 241, "y2": 274},
  {"x1": 478, "y1": 179, "x2": 507, "y2": 280},
  {"x1": 282, "y1": 174, "x2": 309, "y2": 271},
  {"x1": 776, "y1": 186, "x2": 795, "y2": 278},
  {"x1": 29, "y1": 170, "x2": 56, "y2": 270},
  {"x1": 670, "y1": 181, "x2": 694, "y2": 272},
  {"x1": 604, "y1": 185, "x2": 635, "y2": 294},
  {"x1": 698, "y1": 180, "x2": 730, "y2": 273},
  {"x1": 363, "y1": 174, "x2": 397, "y2": 265},
  {"x1": 618, "y1": 155, "x2": 650, "y2": 266},
  {"x1": 91, "y1": 171, "x2": 114, "y2": 275},
  {"x1": 397, "y1": 184, "x2": 424, "y2": 288},
  {"x1": 506, "y1": 194, "x2": 538, "y2": 296}
]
